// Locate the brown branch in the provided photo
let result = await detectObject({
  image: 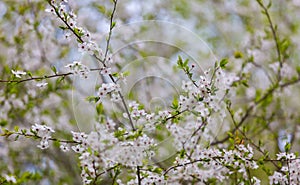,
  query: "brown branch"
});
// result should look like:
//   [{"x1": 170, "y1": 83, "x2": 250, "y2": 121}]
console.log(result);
[
  {"x1": 12, "y1": 132, "x2": 80, "y2": 144},
  {"x1": 0, "y1": 72, "x2": 72, "y2": 84}
]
